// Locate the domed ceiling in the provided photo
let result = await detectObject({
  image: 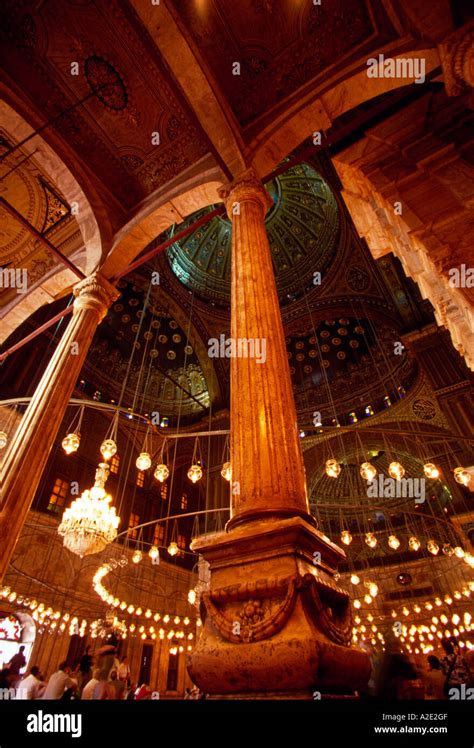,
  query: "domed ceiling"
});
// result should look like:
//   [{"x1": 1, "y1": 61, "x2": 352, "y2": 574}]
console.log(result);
[
  {"x1": 167, "y1": 163, "x2": 339, "y2": 306},
  {"x1": 288, "y1": 317, "x2": 417, "y2": 425},
  {"x1": 81, "y1": 280, "x2": 210, "y2": 419}
]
